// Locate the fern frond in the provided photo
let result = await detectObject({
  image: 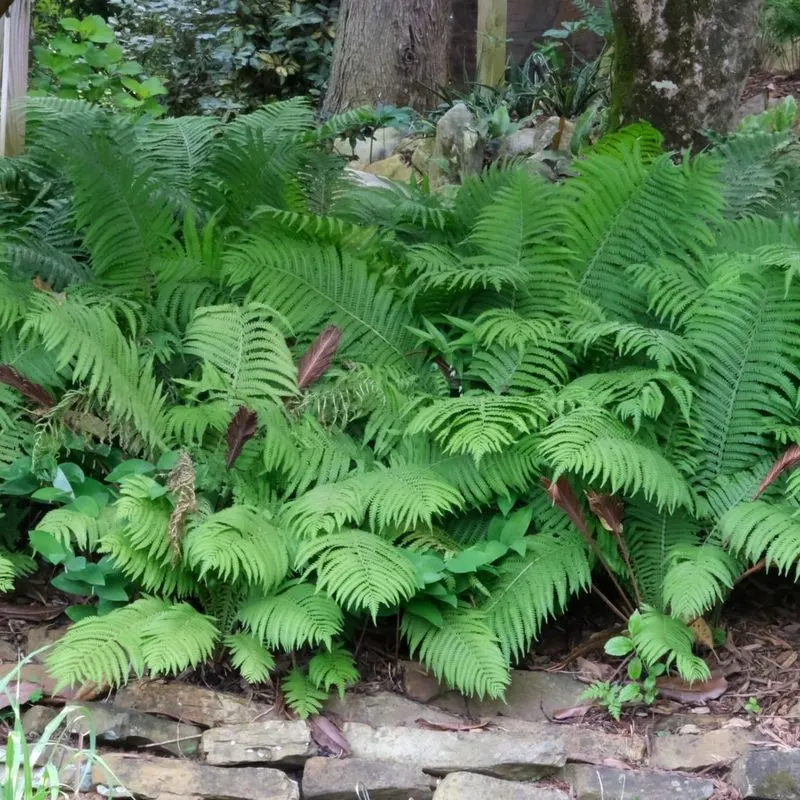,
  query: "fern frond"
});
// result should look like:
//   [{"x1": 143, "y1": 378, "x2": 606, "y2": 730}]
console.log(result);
[
  {"x1": 722, "y1": 500, "x2": 800, "y2": 578},
  {"x1": 183, "y1": 505, "x2": 289, "y2": 593},
  {"x1": 281, "y1": 668, "x2": 328, "y2": 719},
  {"x1": 662, "y1": 544, "x2": 739, "y2": 619},
  {"x1": 184, "y1": 304, "x2": 298, "y2": 405},
  {"x1": 308, "y1": 644, "x2": 359, "y2": 697},
  {"x1": 139, "y1": 602, "x2": 219, "y2": 675},
  {"x1": 540, "y1": 407, "x2": 693, "y2": 511},
  {"x1": 34, "y1": 507, "x2": 103, "y2": 550},
  {"x1": 0, "y1": 552, "x2": 16, "y2": 592},
  {"x1": 483, "y1": 529, "x2": 591, "y2": 660},
  {"x1": 298, "y1": 529, "x2": 418, "y2": 619},
  {"x1": 407, "y1": 394, "x2": 548, "y2": 461},
  {"x1": 401, "y1": 608, "x2": 510, "y2": 699},
  {"x1": 238, "y1": 581, "x2": 343, "y2": 651},
  {"x1": 225, "y1": 633, "x2": 275, "y2": 684}
]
